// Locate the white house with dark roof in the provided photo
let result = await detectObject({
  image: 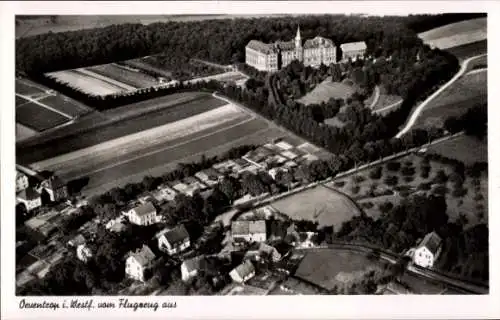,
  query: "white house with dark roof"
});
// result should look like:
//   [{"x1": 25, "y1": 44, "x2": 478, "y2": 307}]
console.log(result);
[
  {"x1": 125, "y1": 245, "x2": 156, "y2": 282},
  {"x1": 340, "y1": 41, "x2": 367, "y2": 61},
  {"x1": 229, "y1": 260, "x2": 256, "y2": 283},
  {"x1": 157, "y1": 224, "x2": 190, "y2": 255},
  {"x1": 17, "y1": 187, "x2": 42, "y2": 212},
  {"x1": 123, "y1": 201, "x2": 157, "y2": 226},
  {"x1": 413, "y1": 231, "x2": 443, "y2": 268},
  {"x1": 231, "y1": 220, "x2": 267, "y2": 243},
  {"x1": 181, "y1": 255, "x2": 206, "y2": 282},
  {"x1": 76, "y1": 244, "x2": 93, "y2": 263}
]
